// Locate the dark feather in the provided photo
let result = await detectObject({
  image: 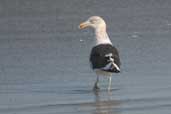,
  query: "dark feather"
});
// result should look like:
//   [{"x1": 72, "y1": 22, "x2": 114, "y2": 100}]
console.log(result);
[{"x1": 90, "y1": 44, "x2": 121, "y2": 73}]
